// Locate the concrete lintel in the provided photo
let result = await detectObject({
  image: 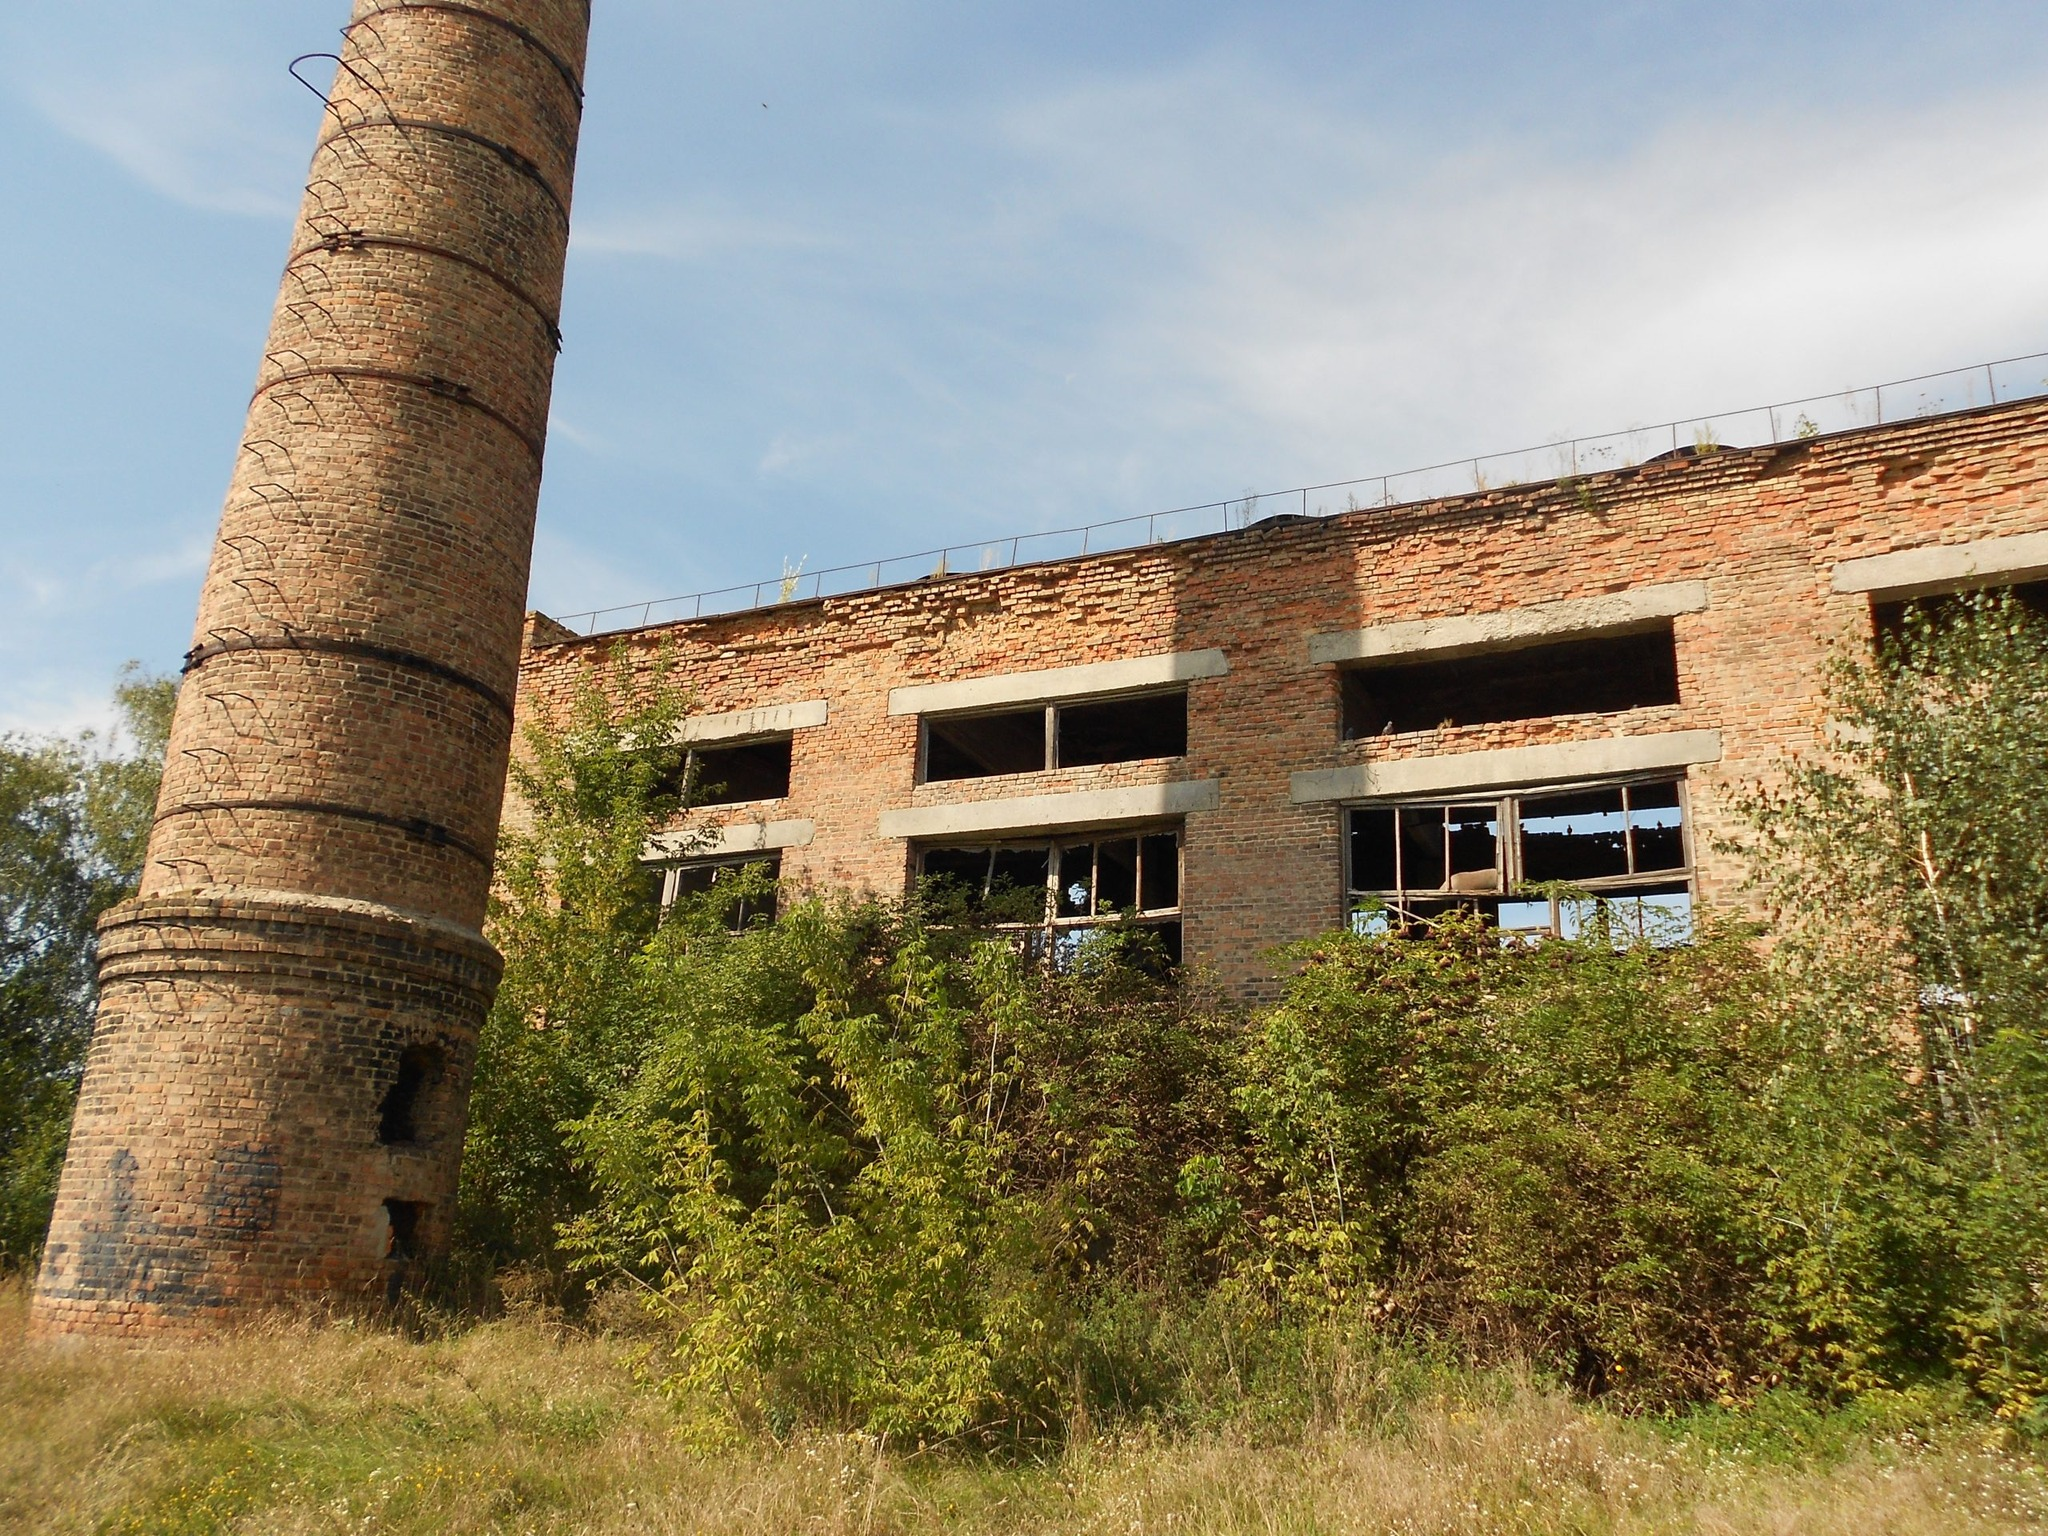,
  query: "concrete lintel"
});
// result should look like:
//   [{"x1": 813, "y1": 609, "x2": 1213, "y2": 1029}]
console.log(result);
[
  {"x1": 887, "y1": 650, "x2": 1229, "y2": 717},
  {"x1": 1307, "y1": 581, "x2": 1709, "y2": 666},
  {"x1": 644, "y1": 817, "x2": 815, "y2": 862},
  {"x1": 878, "y1": 780, "x2": 1221, "y2": 840},
  {"x1": 1289, "y1": 729, "x2": 1723, "y2": 804},
  {"x1": 673, "y1": 699, "x2": 829, "y2": 745},
  {"x1": 1830, "y1": 531, "x2": 2048, "y2": 599}
]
